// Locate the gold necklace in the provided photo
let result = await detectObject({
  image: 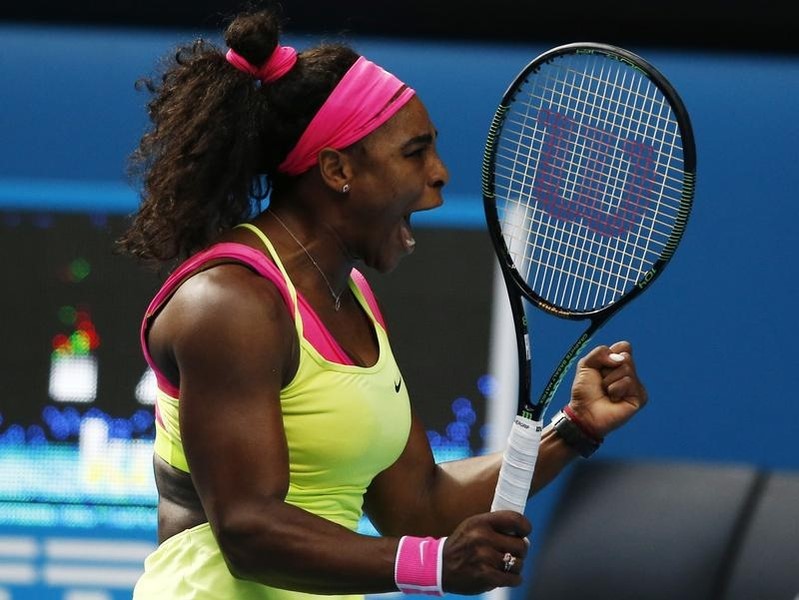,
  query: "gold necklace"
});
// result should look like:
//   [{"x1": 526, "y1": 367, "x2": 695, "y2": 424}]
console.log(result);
[{"x1": 268, "y1": 210, "x2": 344, "y2": 311}]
